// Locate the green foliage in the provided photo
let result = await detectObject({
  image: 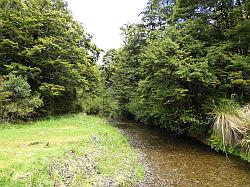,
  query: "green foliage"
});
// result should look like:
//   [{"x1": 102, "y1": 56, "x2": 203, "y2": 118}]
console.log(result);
[
  {"x1": 81, "y1": 95, "x2": 102, "y2": 115},
  {"x1": 103, "y1": 0, "x2": 250, "y2": 140},
  {"x1": 79, "y1": 87, "x2": 119, "y2": 117},
  {"x1": 209, "y1": 134, "x2": 250, "y2": 162},
  {"x1": 98, "y1": 89, "x2": 120, "y2": 117},
  {"x1": 0, "y1": 74, "x2": 43, "y2": 122},
  {"x1": 212, "y1": 98, "x2": 241, "y2": 115},
  {"x1": 102, "y1": 25, "x2": 147, "y2": 117},
  {"x1": 0, "y1": 0, "x2": 101, "y2": 116}
]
